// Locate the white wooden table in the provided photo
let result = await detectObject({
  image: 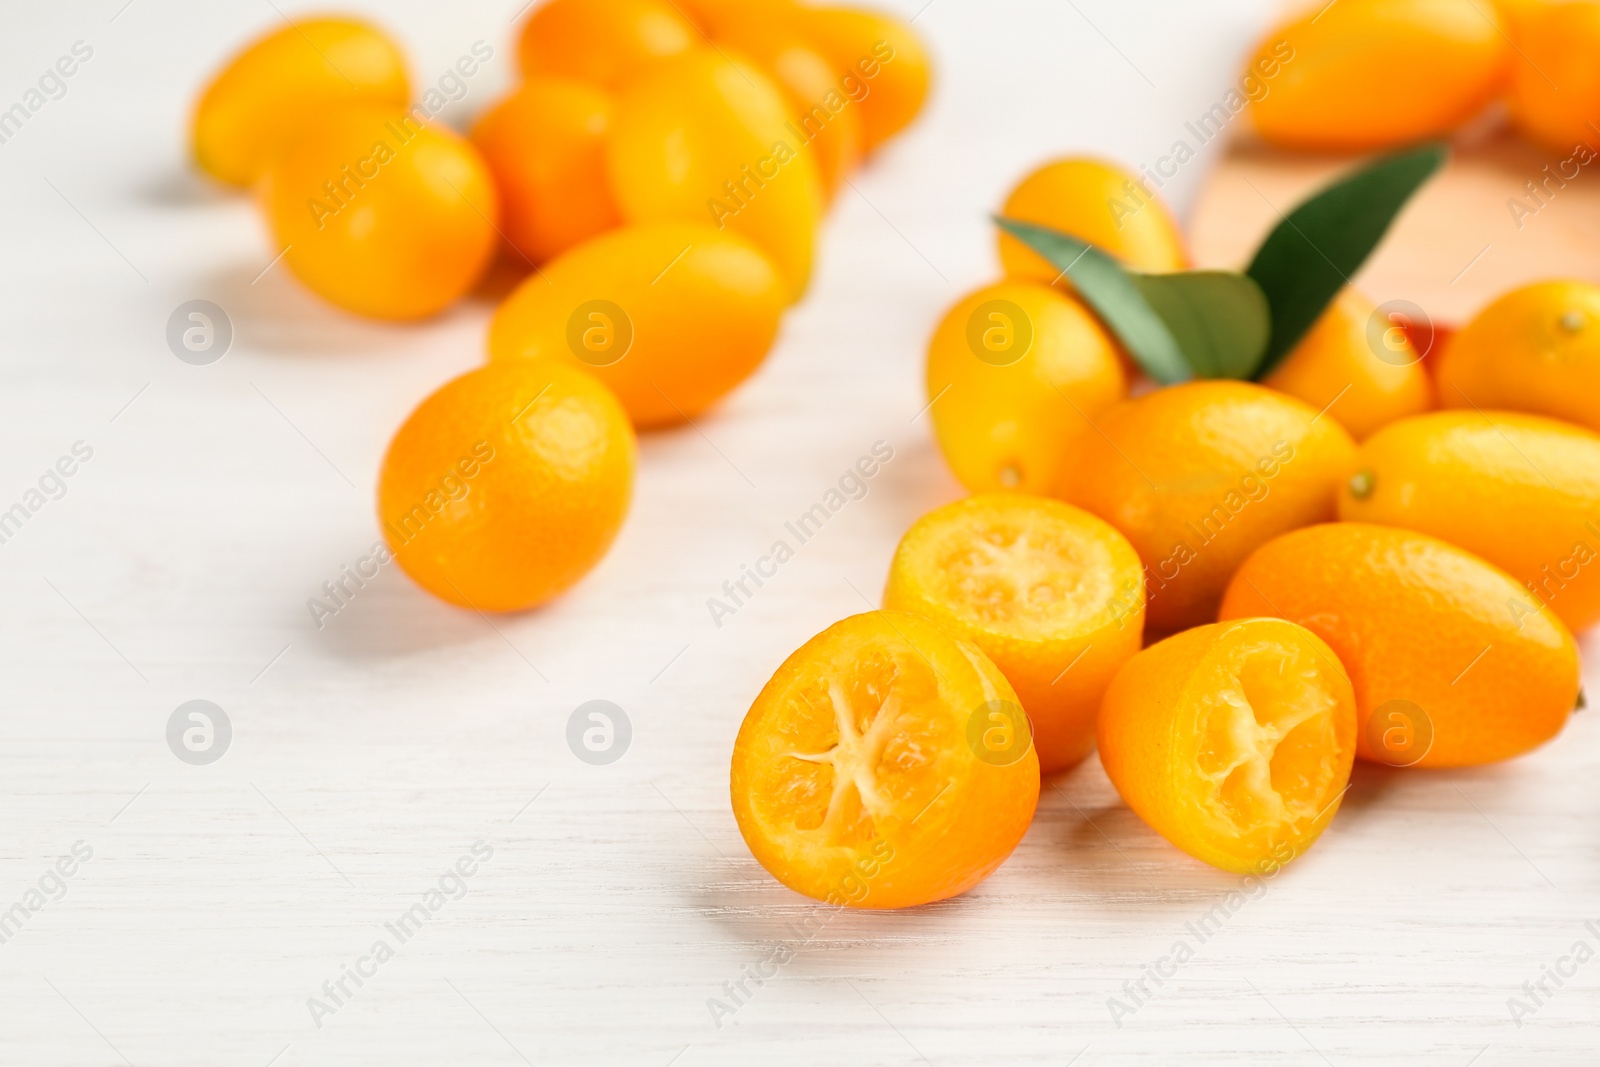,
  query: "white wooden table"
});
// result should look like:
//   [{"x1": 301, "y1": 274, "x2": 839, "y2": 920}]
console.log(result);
[{"x1": 2, "y1": 1, "x2": 1596, "y2": 1064}]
